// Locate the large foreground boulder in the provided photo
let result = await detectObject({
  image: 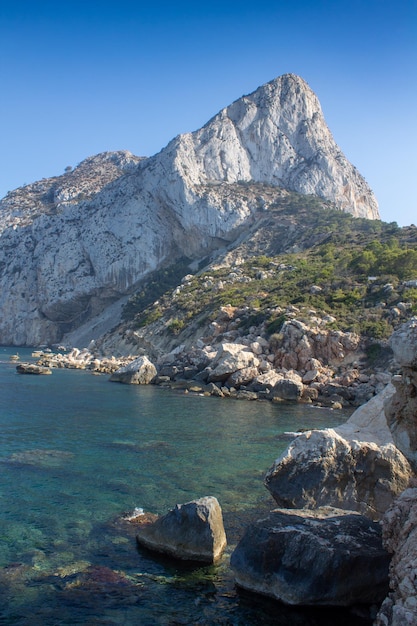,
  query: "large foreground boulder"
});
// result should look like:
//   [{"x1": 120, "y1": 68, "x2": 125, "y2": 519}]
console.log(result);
[
  {"x1": 109, "y1": 356, "x2": 157, "y2": 384},
  {"x1": 231, "y1": 507, "x2": 390, "y2": 606},
  {"x1": 265, "y1": 385, "x2": 413, "y2": 520},
  {"x1": 375, "y1": 486, "x2": 417, "y2": 625},
  {"x1": 135, "y1": 496, "x2": 227, "y2": 563}
]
